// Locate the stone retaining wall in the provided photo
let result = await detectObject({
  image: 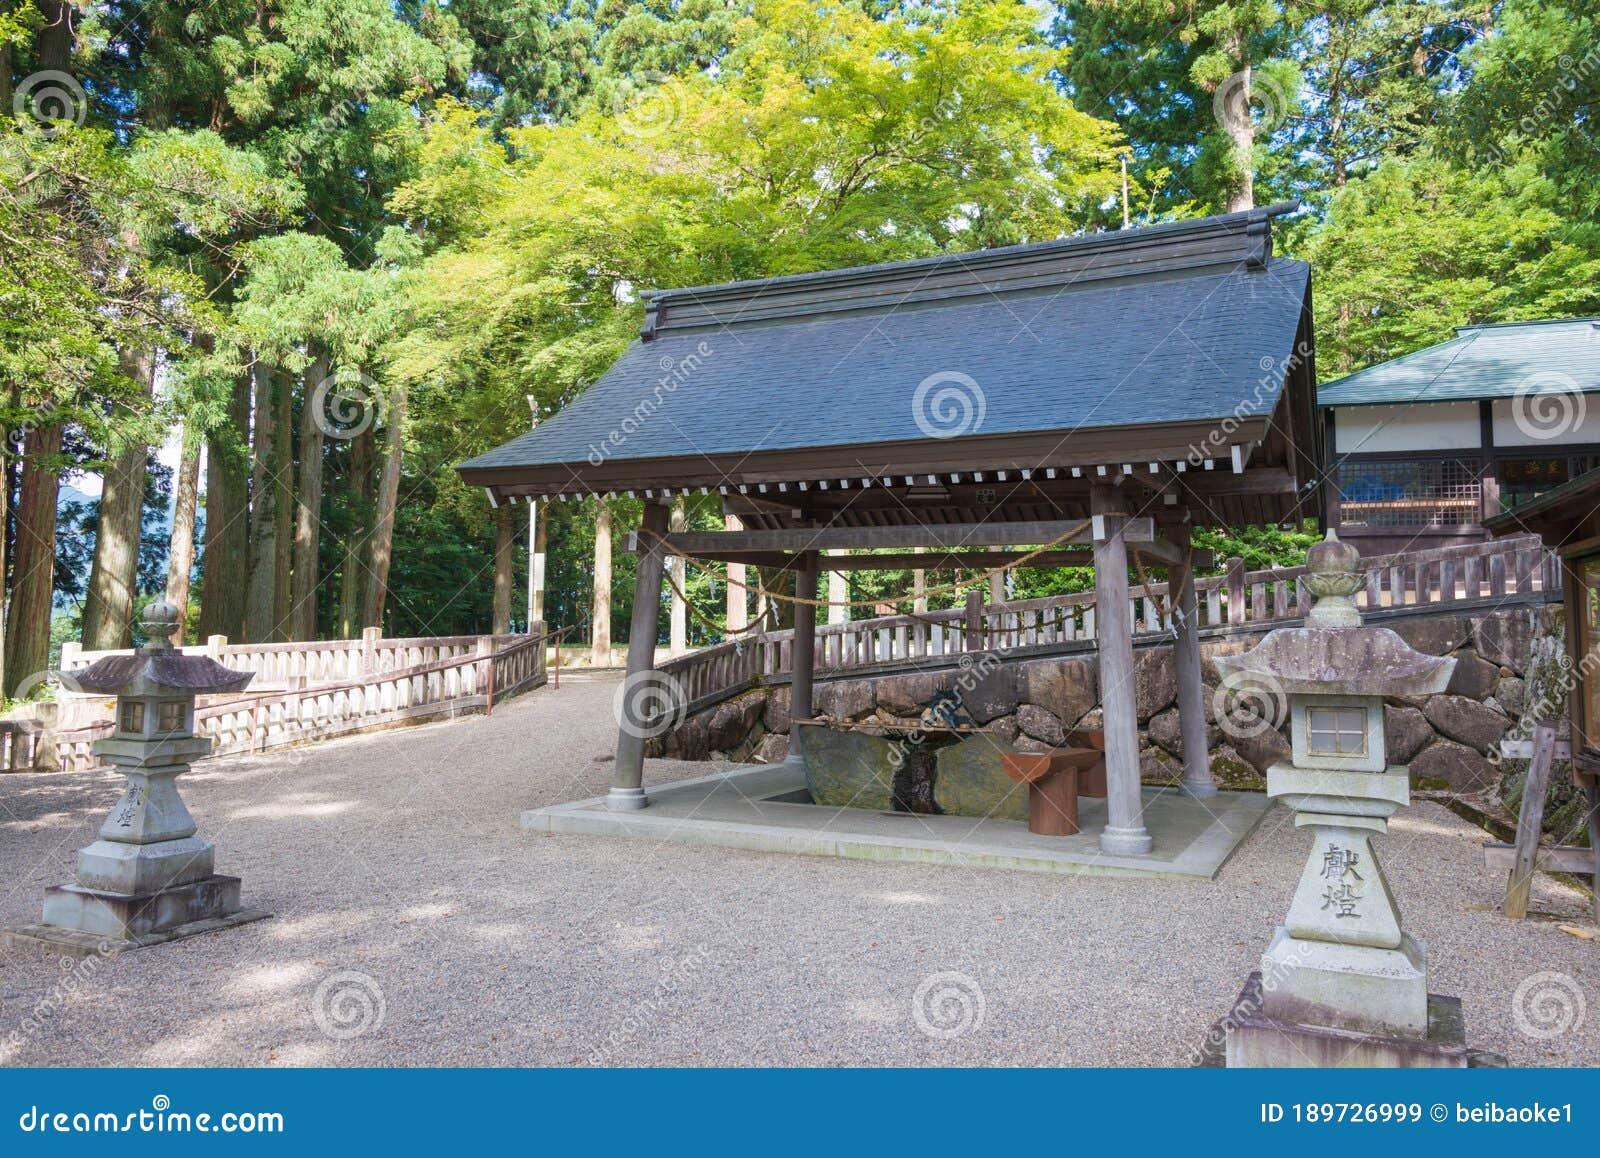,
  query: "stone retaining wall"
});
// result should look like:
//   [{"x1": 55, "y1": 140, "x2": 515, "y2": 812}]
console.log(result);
[{"x1": 649, "y1": 603, "x2": 1571, "y2": 818}]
